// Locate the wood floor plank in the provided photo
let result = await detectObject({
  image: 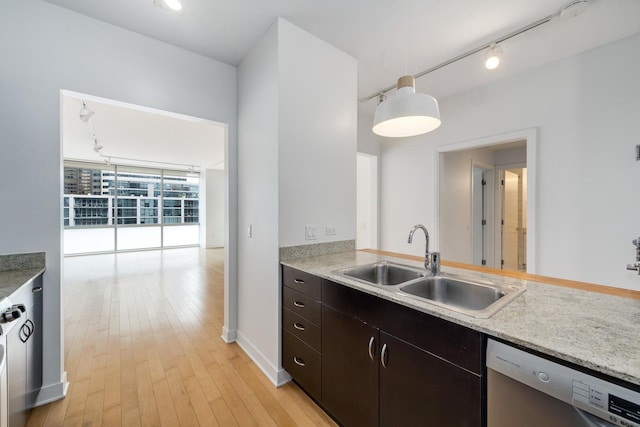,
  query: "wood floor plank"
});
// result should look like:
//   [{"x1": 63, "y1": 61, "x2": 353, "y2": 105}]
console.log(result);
[{"x1": 26, "y1": 248, "x2": 336, "y2": 427}]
